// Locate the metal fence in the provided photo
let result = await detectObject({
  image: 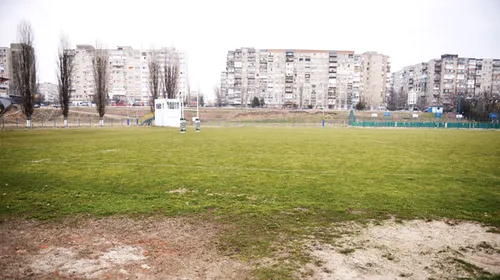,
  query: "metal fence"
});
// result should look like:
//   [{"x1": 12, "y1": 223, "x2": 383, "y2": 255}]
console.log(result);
[
  {"x1": 2, "y1": 116, "x2": 499, "y2": 130},
  {"x1": 349, "y1": 121, "x2": 500, "y2": 129},
  {"x1": 1, "y1": 116, "x2": 140, "y2": 130},
  {"x1": 1, "y1": 117, "x2": 350, "y2": 130}
]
